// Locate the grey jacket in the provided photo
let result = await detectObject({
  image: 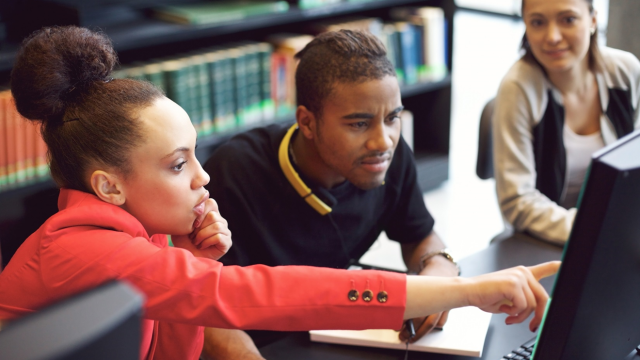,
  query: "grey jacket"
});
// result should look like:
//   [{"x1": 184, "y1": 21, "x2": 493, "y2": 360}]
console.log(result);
[{"x1": 493, "y1": 47, "x2": 640, "y2": 244}]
